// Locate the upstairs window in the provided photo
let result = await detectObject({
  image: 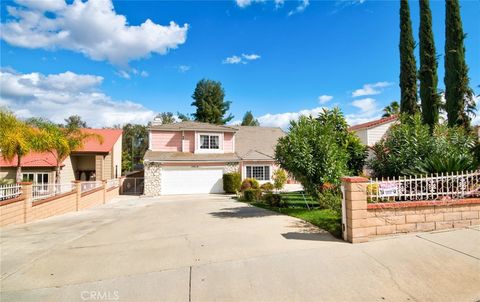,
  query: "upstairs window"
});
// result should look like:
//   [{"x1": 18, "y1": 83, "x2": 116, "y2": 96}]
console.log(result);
[{"x1": 200, "y1": 135, "x2": 220, "y2": 149}]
